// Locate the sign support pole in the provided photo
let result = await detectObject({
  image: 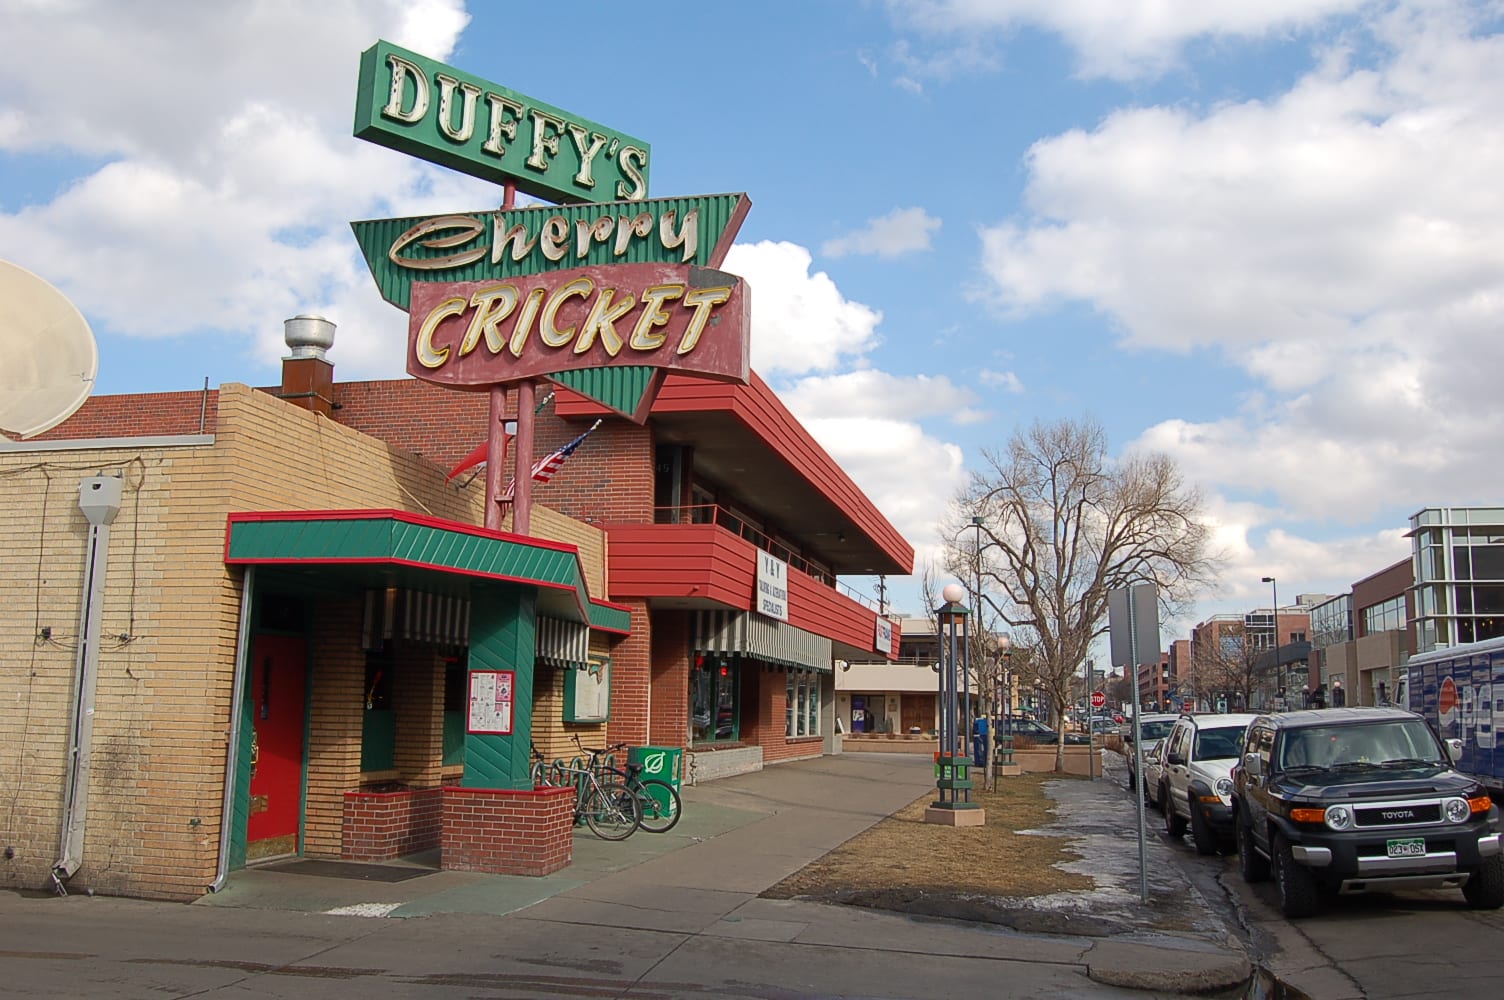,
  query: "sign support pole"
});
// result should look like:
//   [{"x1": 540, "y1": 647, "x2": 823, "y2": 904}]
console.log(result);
[
  {"x1": 1127, "y1": 586, "x2": 1149, "y2": 904},
  {"x1": 485, "y1": 385, "x2": 508, "y2": 531}
]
